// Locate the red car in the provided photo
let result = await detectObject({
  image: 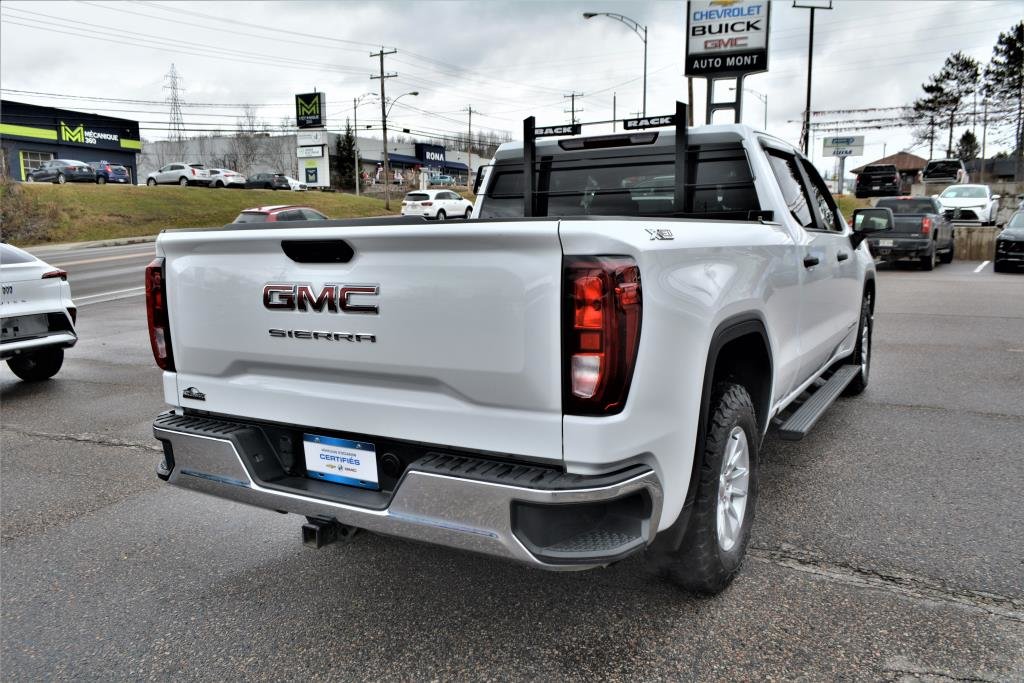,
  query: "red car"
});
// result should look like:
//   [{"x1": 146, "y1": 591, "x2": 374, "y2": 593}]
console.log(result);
[{"x1": 232, "y1": 205, "x2": 328, "y2": 223}]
